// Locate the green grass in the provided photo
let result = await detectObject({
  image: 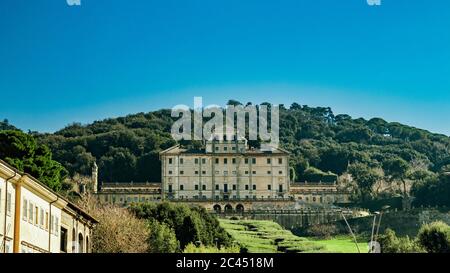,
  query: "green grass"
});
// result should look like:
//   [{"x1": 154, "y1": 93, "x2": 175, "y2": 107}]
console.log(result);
[
  {"x1": 220, "y1": 219, "x2": 369, "y2": 253},
  {"x1": 312, "y1": 236, "x2": 368, "y2": 253}
]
